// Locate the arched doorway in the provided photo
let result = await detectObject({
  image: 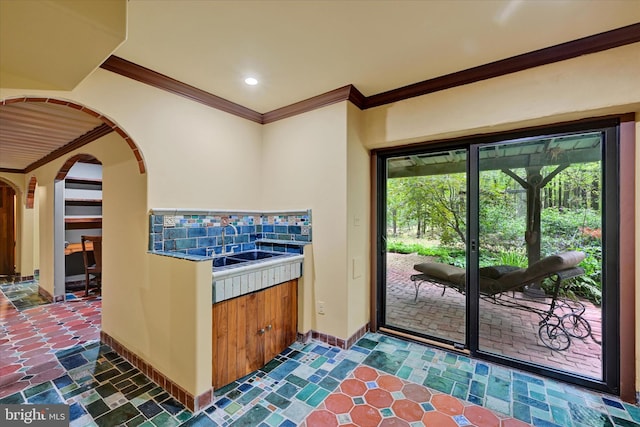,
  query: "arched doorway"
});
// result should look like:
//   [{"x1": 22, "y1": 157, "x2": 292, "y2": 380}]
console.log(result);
[
  {"x1": 0, "y1": 97, "x2": 147, "y2": 300},
  {"x1": 54, "y1": 155, "x2": 103, "y2": 295},
  {"x1": 0, "y1": 179, "x2": 17, "y2": 277}
]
